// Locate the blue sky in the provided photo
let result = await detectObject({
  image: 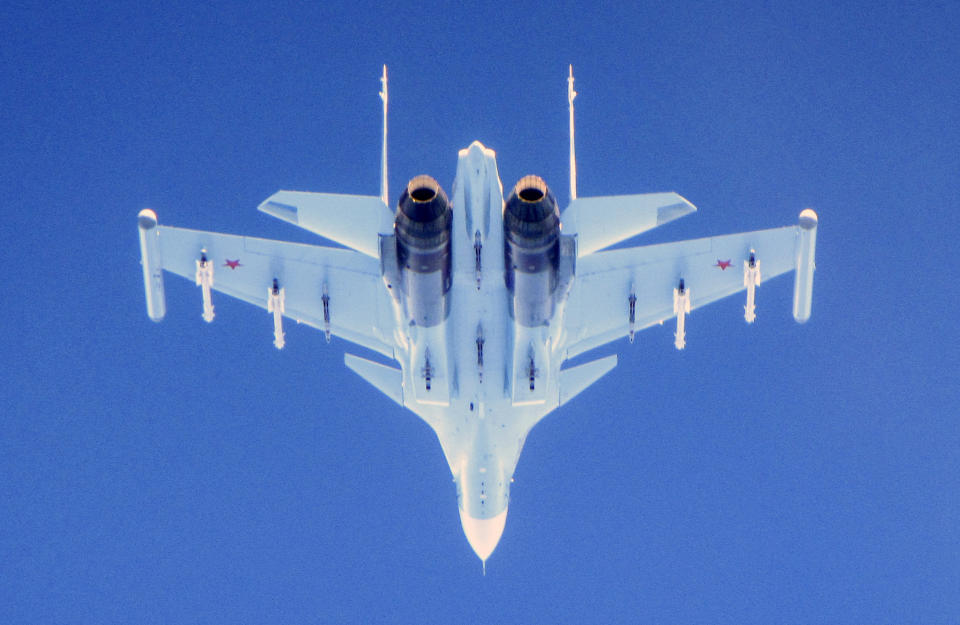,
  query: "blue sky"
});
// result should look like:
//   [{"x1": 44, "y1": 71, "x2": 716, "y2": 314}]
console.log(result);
[{"x1": 2, "y1": 1, "x2": 958, "y2": 623}]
